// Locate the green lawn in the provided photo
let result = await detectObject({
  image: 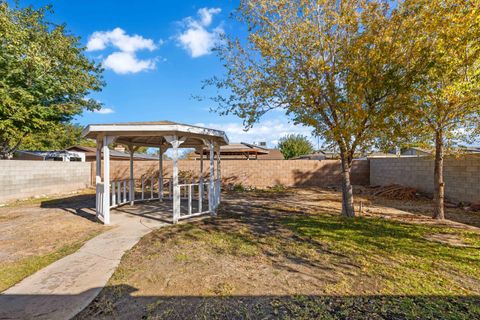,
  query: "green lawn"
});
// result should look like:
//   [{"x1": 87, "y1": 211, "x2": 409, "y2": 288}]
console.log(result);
[{"x1": 283, "y1": 213, "x2": 480, "y2": 295}]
